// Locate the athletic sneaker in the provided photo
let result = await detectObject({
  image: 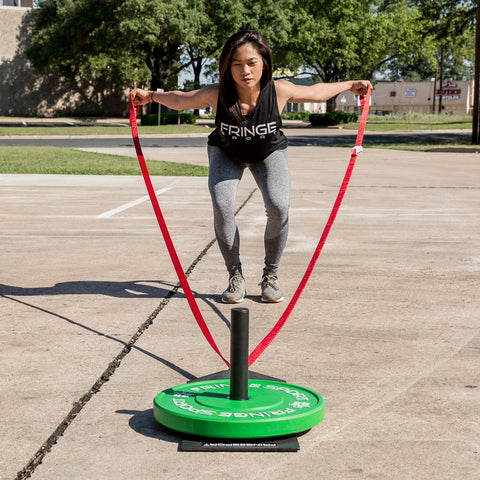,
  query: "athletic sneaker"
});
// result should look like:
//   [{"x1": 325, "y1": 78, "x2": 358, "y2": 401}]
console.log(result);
[
  {"x1": 222, "y1": 275, "x2": 246, "y2": 303},
  {"x1": 259, "y1": 275, "x2": 284, "y2": 303}
]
